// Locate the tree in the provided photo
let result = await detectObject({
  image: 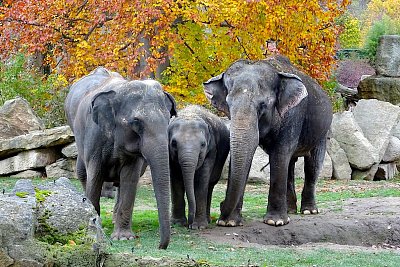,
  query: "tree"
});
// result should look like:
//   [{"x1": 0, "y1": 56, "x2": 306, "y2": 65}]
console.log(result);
[{"x1": 0, "y1": 0, "x2": 350, "y2": 104}]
